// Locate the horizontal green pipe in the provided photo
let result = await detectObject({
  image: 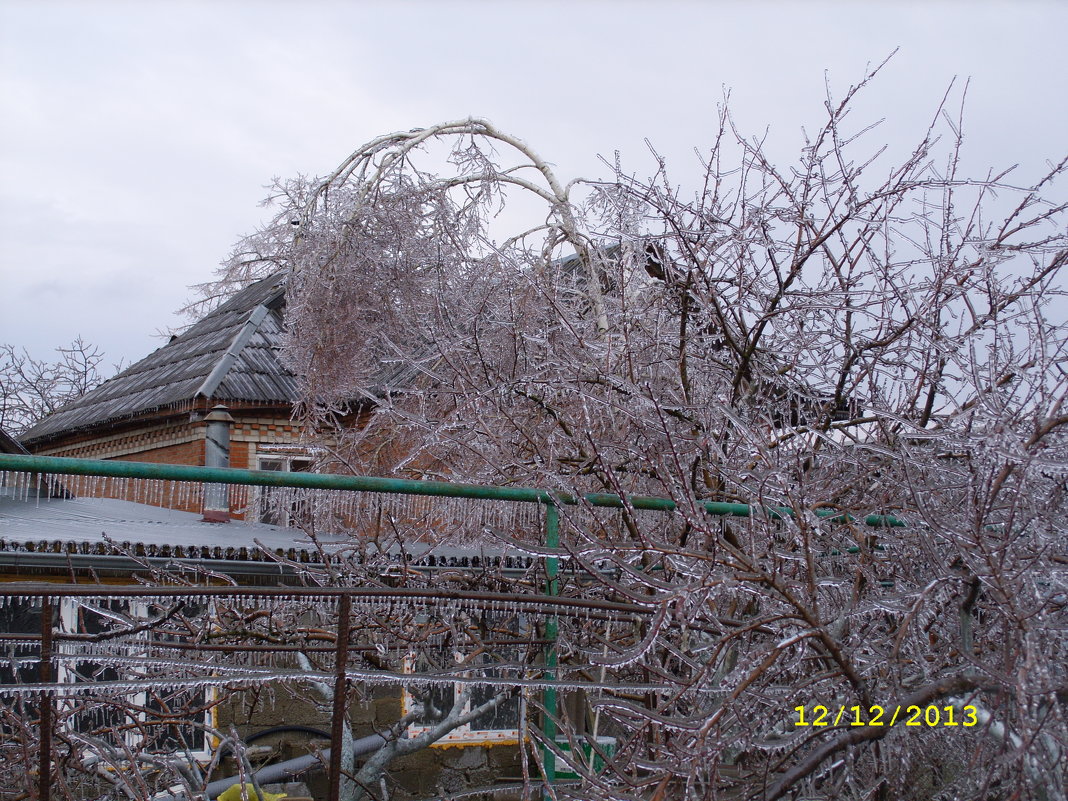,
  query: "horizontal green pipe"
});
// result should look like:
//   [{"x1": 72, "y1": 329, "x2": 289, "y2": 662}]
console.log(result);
[
  {"x1": 0, "y1": 453, "x2": 905, "y2": 526},
  {"x1": 3, "y1": 453, "x2": 551, "y2": 502}
]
